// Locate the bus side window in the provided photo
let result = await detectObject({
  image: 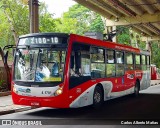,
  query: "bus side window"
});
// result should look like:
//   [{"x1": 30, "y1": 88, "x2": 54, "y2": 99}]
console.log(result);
[
  {"x1": 116, "y1": 51, "x2": 124, "y2": 76},
  {"x1": 135, "y1": 54, "x2": 141, "y2": 70},
  {"x1": 141, "y1": 55, "x2": 146, "y2": 70},
  {"x1": 91, "y1": 47, "x2": 105, "y2": 78},
  {"x1": 125, "y1": 52, "x2": 134, "y2": 70},
  {"x1": 146, "y1": 55, "x2": 150, "y2": 70},
  {"x1": 106, "y1": 50, "x2": 115, "y2": 77}
]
